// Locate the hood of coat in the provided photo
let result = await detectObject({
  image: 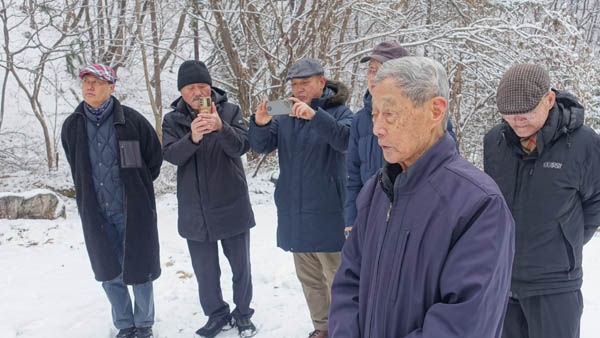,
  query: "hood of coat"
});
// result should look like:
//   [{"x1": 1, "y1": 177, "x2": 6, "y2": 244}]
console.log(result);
[
  {"x1": 310, "y1": 80, "x2": 349, "y2": 109},
  {"x1": 501, "y1": 89, "x2": 584, "y2": 153},
  {"x1": 170, "y1": 86, "x2": 229, "y2": 114}
]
